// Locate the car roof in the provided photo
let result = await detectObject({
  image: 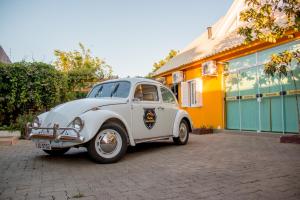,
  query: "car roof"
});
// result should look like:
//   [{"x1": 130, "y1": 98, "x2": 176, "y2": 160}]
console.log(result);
[{"x1": 96, "y1": 77, "x2": 162, "y2": 86}]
